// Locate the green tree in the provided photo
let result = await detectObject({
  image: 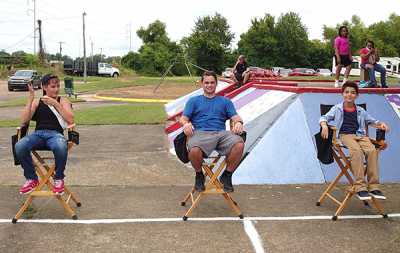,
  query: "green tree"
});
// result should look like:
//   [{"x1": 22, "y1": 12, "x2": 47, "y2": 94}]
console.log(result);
[
  {"x1": 184, "y1": 13, "x2": 234, "y2": 74},
  {"x1": 307, "y1": 40, "x2": 331, "y2": 69},
  {"x1": 237, "y1": 14, "x2": 277, "y2": 68},
  {"x1": 274, "y1": 12, "x2": 309, "y2": 67}
]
